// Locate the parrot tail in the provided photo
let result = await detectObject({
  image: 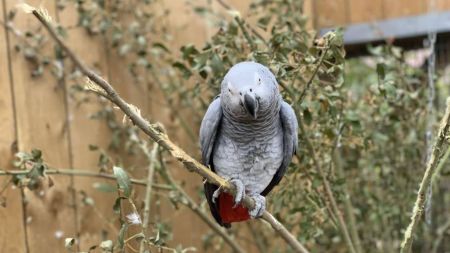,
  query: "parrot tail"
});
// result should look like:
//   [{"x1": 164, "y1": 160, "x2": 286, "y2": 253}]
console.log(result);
[{"x1": 218, "y1": 192, "x2": 250, "y2": 223}]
